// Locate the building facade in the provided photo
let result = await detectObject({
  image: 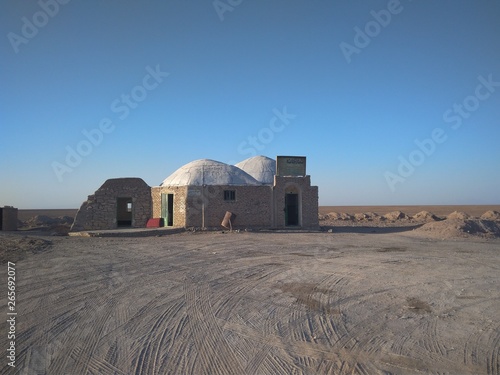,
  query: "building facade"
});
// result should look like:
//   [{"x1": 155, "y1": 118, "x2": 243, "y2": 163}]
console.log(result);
[
  {"x1": 71, "y1": 156, "x2": 319, "y2": 231},
  {"x1": 71, "y1": 178, "x2": 152, "y2": 231}
]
